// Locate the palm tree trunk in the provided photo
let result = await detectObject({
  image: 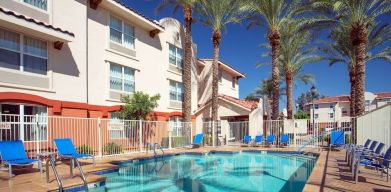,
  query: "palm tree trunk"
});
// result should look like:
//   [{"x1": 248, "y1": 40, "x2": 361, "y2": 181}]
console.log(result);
[
  {"x1": 211, "y1": 30, "x2": 221, "y2": 122},
  {"x1": 349, "y1": 67, "x2": 356, "y2": 117},
  {"x1": 286, "y1": 72, "x2": 293, "y2": 119},
  {"x1": 268, "y1": 30, "x2": 281, "y2": 120},
  {"x1": 351, "y1": 24, "x2": 368, "y2": 116},
  {"x1": 183, "y1": 5, "x2": 192, "y2": 122}
]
